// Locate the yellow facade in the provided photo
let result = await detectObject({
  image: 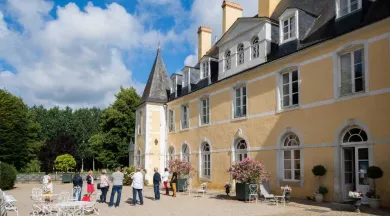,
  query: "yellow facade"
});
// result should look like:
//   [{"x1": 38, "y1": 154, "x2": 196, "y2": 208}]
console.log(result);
[{"x1": 164, "y1": 19, "x2": 390, "y2": 206}]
